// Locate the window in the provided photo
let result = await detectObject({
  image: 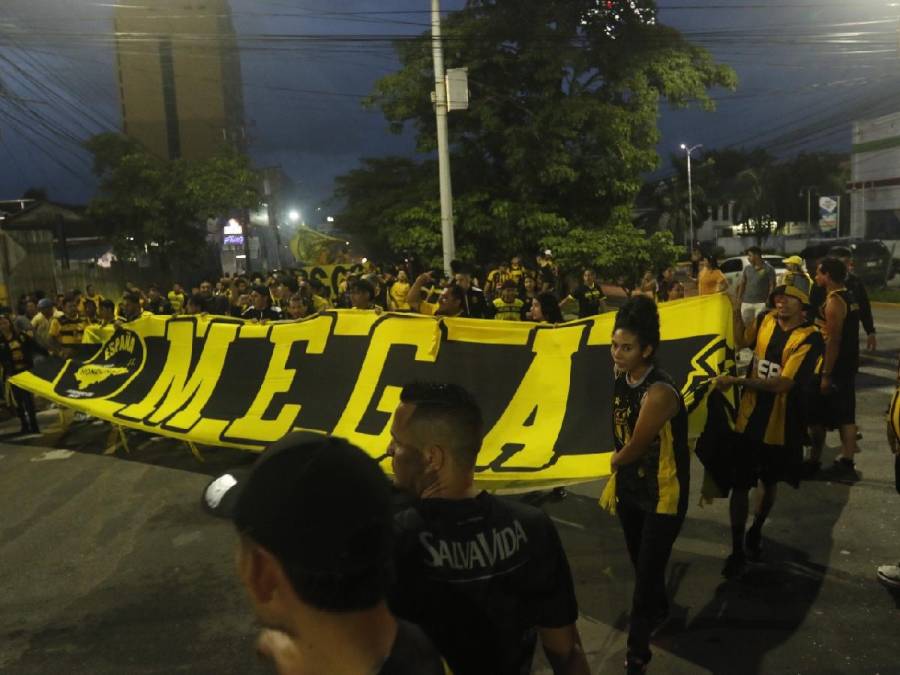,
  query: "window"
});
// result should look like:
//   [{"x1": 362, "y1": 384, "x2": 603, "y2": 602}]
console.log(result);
[{"x1": 721, "y1": 259, "x2": 743, "y2": 274}]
